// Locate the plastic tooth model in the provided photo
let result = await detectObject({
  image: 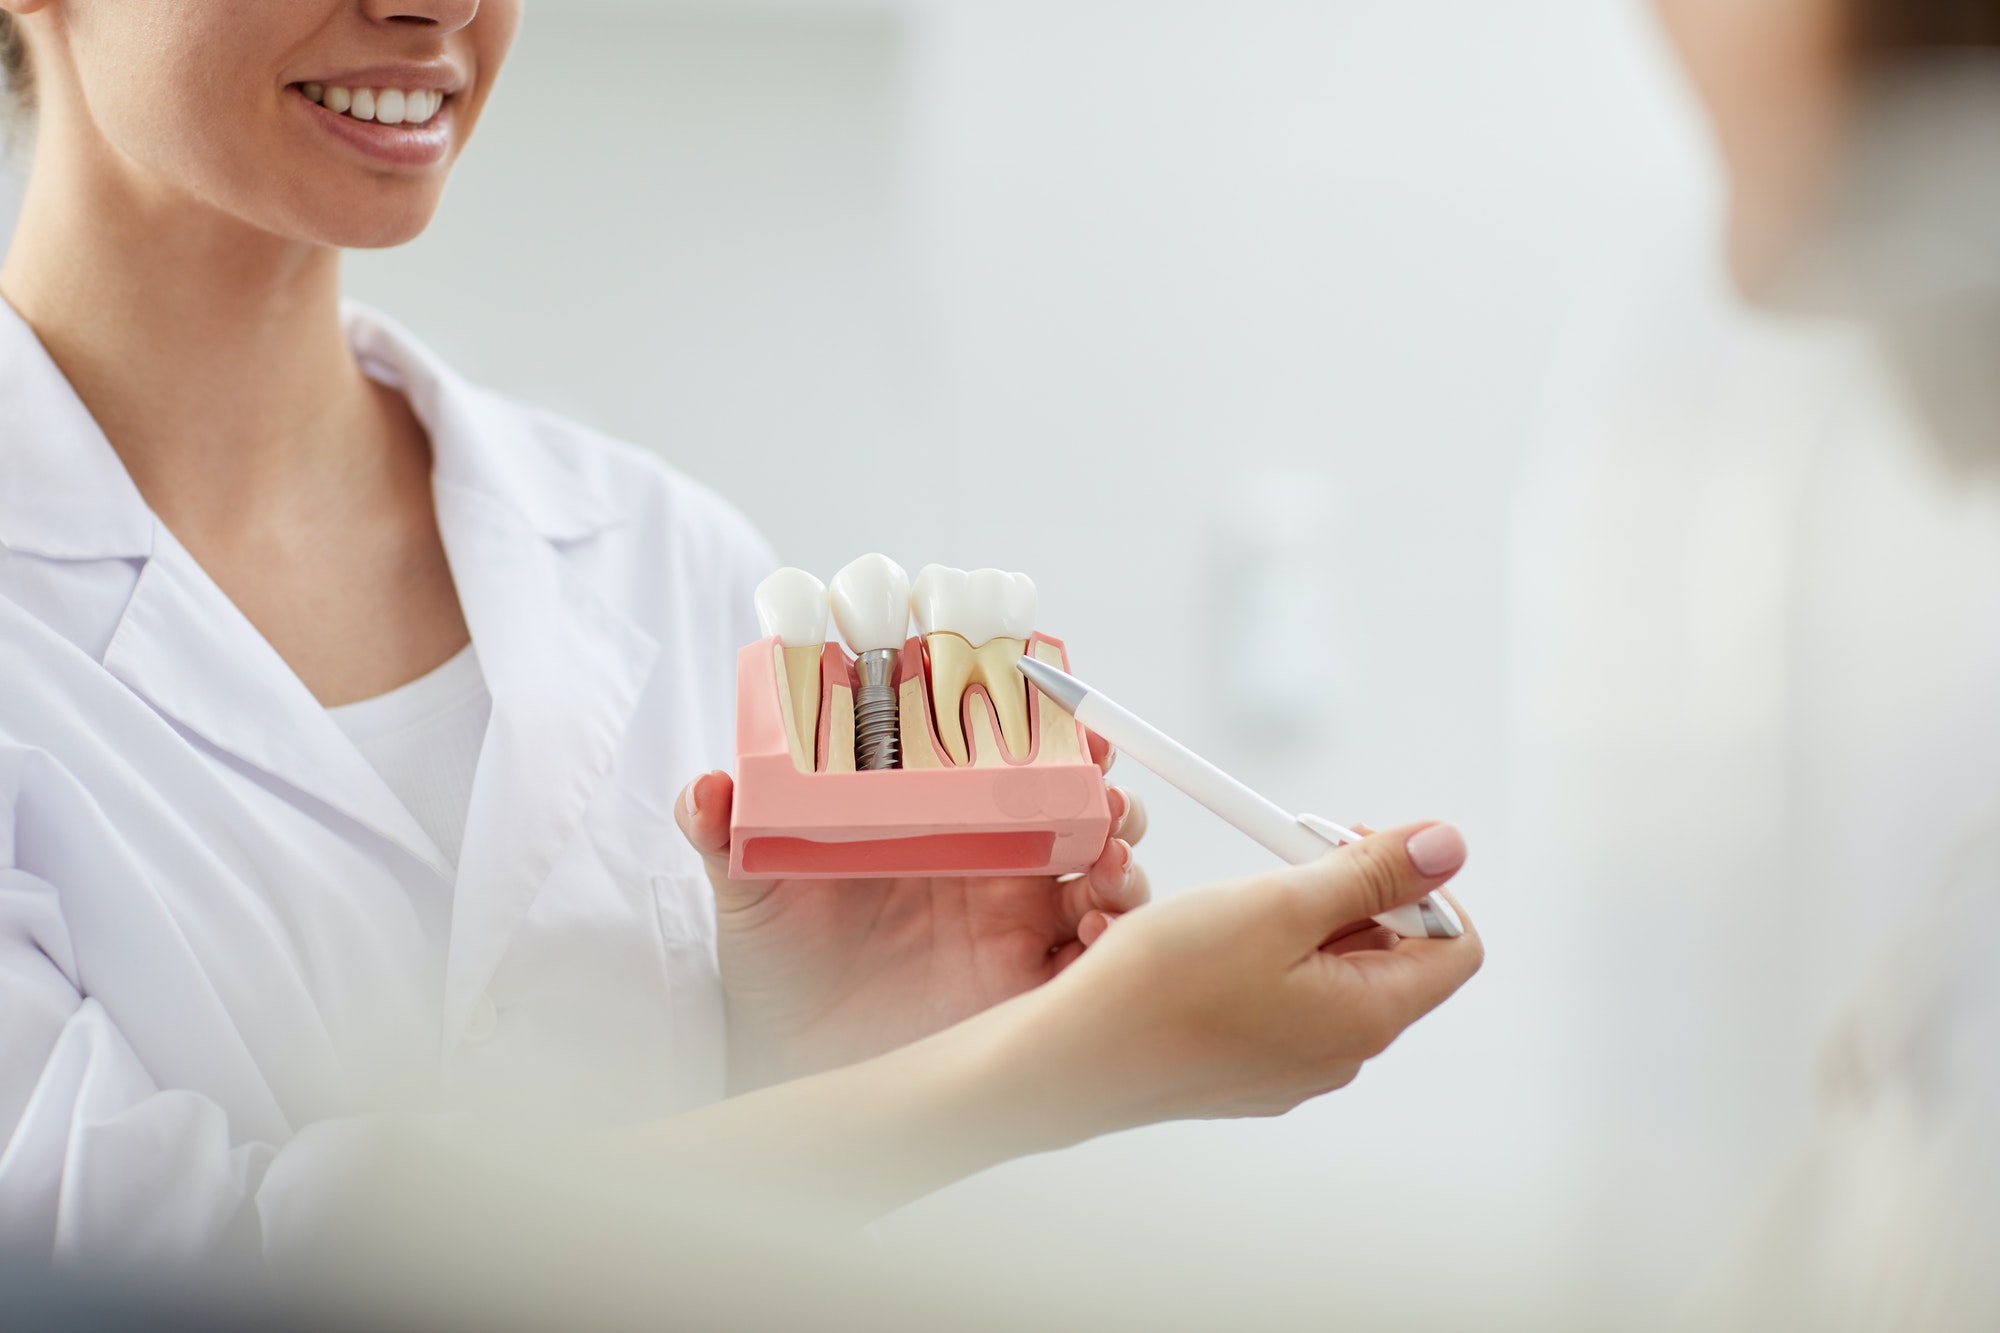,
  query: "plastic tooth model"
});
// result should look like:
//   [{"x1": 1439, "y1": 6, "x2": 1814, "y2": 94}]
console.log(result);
[
  {"x1": 830, "y1": 554, "x2": 911, "y2": 772},
  {"x1": 753, "y1": 568, "x2": 830, "y2": 771},
  {"x1": 728, "y1": 557, "x2": 1111, "y2": 880},
  {"x1": 911, "y1": 566, "x2": 1038, "y2": 766}
]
